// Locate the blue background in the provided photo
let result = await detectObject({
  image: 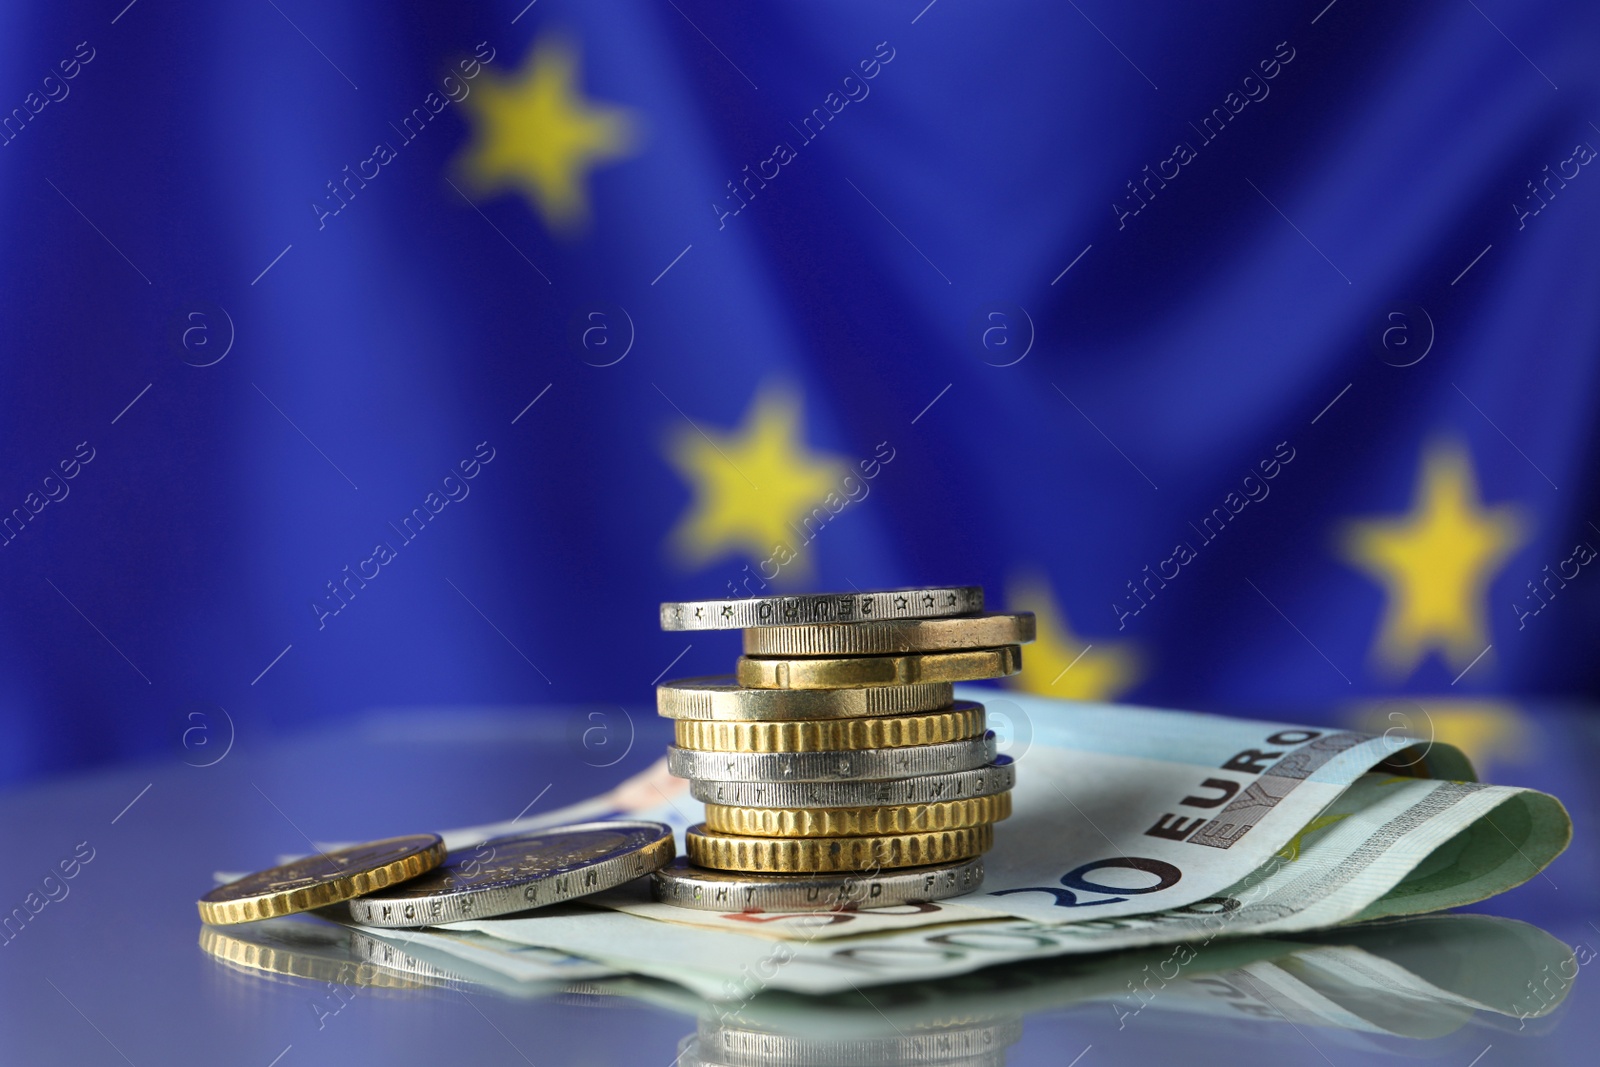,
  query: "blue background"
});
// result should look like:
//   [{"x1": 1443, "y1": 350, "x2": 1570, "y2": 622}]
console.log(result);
[{"x1": 2, "y1": 0, "x2": 1597, "y2": 789}]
